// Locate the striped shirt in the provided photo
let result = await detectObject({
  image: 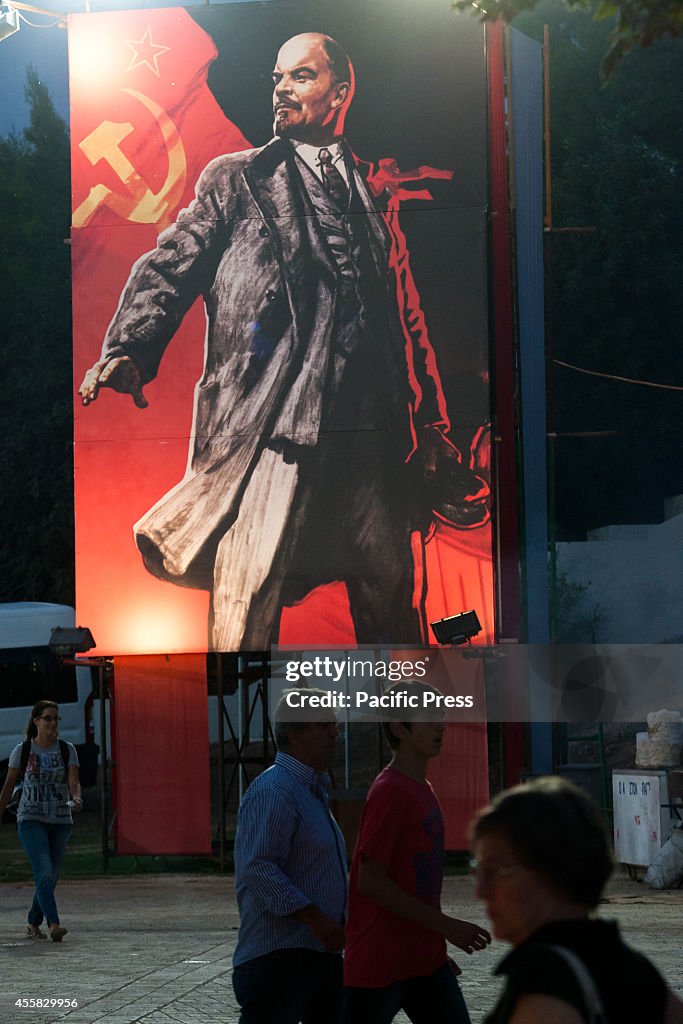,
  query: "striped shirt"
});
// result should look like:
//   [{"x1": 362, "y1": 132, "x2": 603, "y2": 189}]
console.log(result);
[{"x1": 233, "y1": 752, "x2": 348, "y2": 967}]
